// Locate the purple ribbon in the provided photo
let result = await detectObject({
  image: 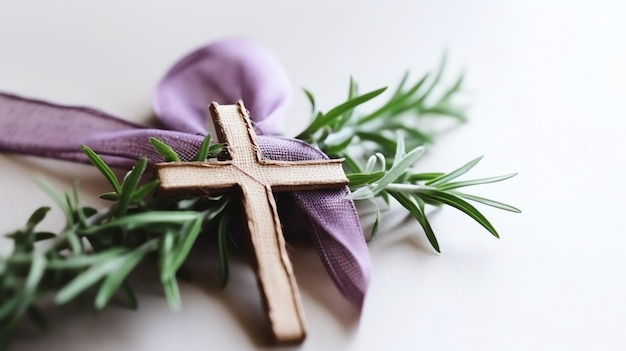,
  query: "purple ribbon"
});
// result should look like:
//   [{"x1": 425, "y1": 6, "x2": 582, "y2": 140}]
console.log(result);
[{"x1": 0, "y1": 38, "x2": 371, "y2": 307}]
